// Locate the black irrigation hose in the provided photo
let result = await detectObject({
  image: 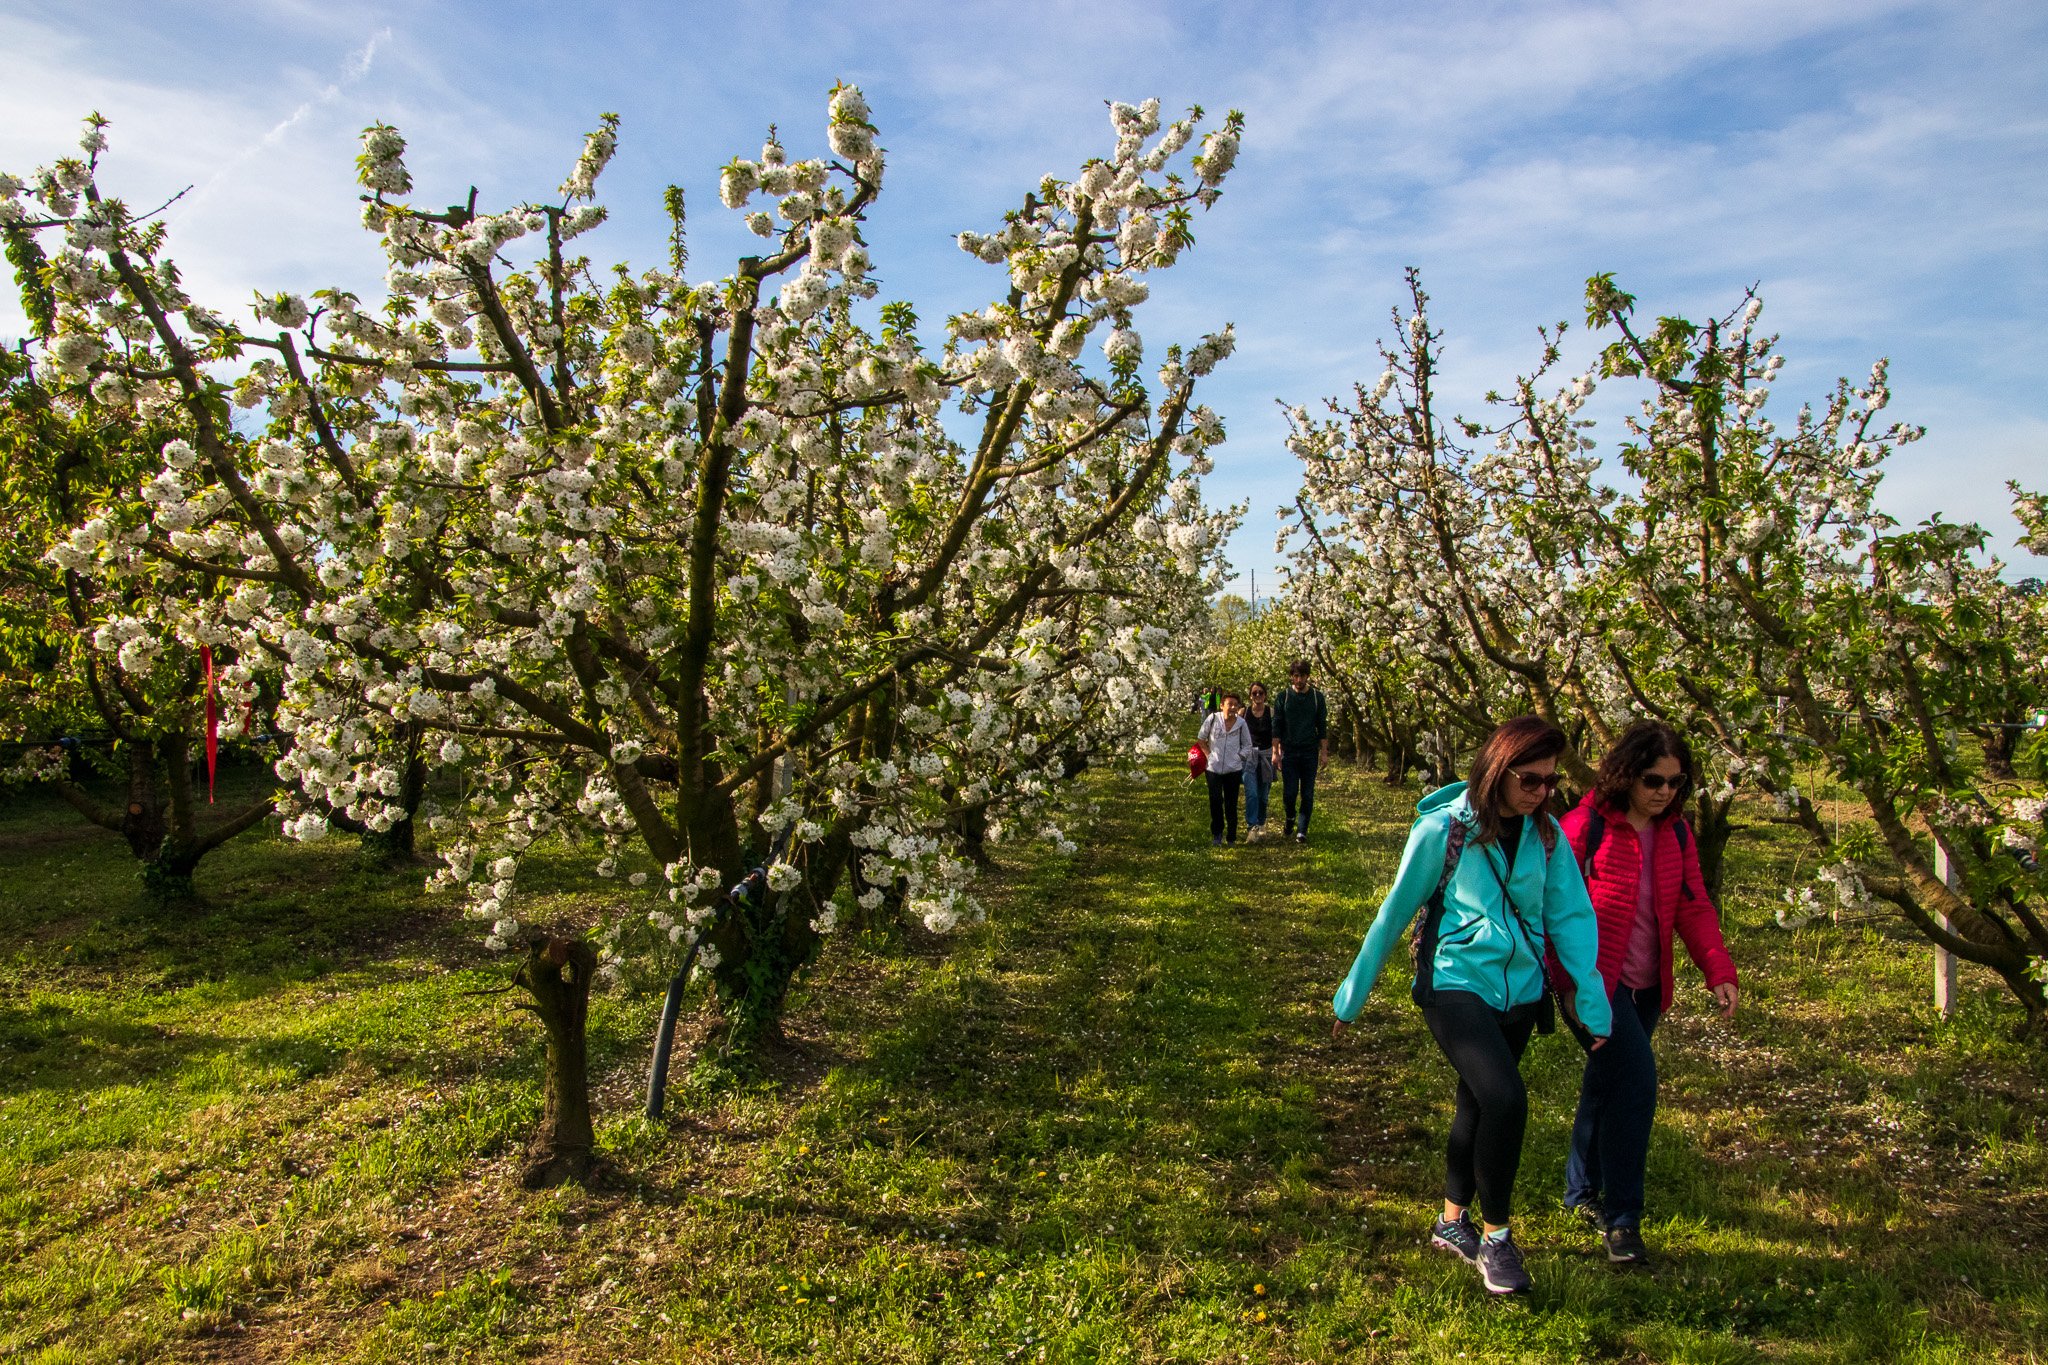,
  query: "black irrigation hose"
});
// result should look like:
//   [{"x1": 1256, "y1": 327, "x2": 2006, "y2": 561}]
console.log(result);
[
  {"x1": 644, "y1": 826, "x2": 794, "y2": 1120},
  {"x1": 643, "y1": 926, "x2": 718, "y2": 1120}
]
